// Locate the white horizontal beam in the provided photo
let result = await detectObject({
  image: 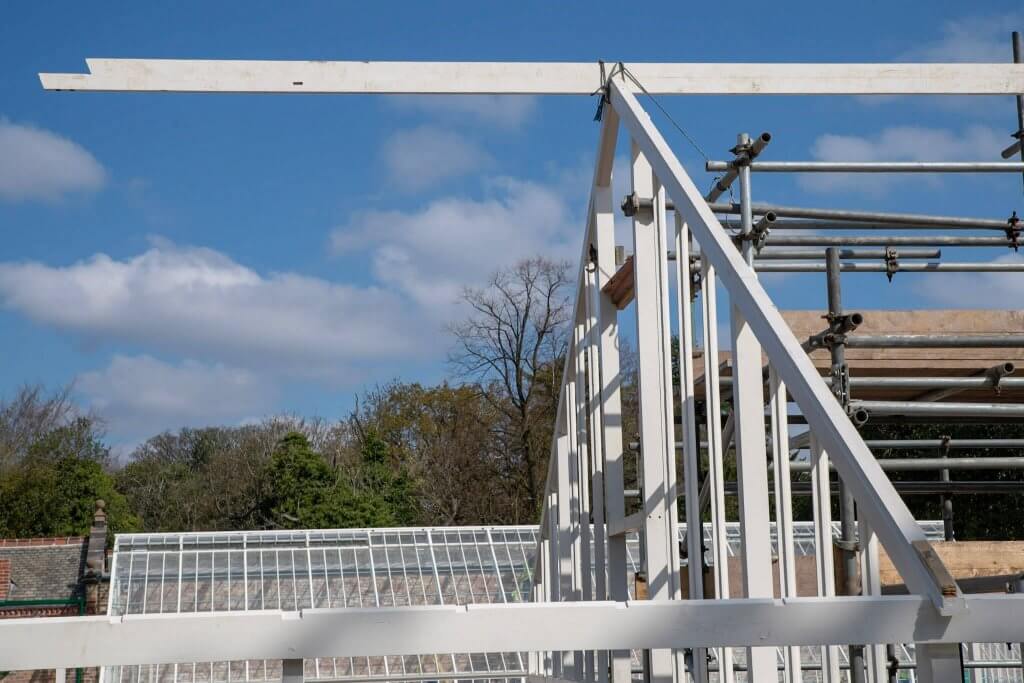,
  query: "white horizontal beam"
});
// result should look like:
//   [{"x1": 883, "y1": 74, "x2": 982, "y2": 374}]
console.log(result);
[
  {"x1": 2, "y1": 596, "x2": 1023, "y2": 671},
  {"x1": 39, "y1": 59, "x2": 1024, "y2": 95}
]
